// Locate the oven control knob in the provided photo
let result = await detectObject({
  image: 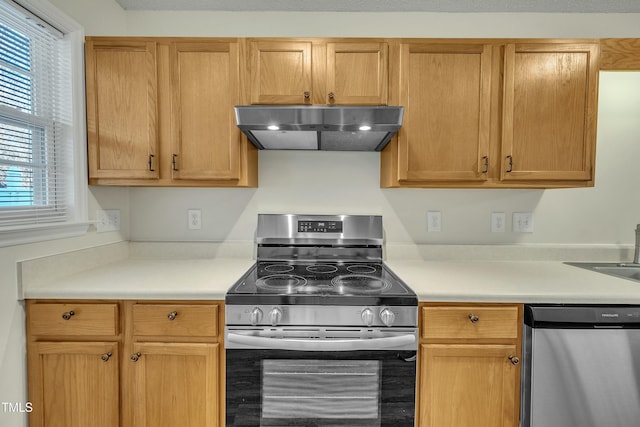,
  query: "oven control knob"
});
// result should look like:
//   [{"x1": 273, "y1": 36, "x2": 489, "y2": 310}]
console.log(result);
[
  {"x1": 250, "y1": 307, "x2": 263, "y2": 326},
  {"x1": 380, "y1": 308, "x2": 396, "y2": 327},
  {"x1": 269, "y1": 307, "x2": 283, "y2": 326},
  {"x1": 361, "y1": 308, "x2": 374, "y2": 327}
]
